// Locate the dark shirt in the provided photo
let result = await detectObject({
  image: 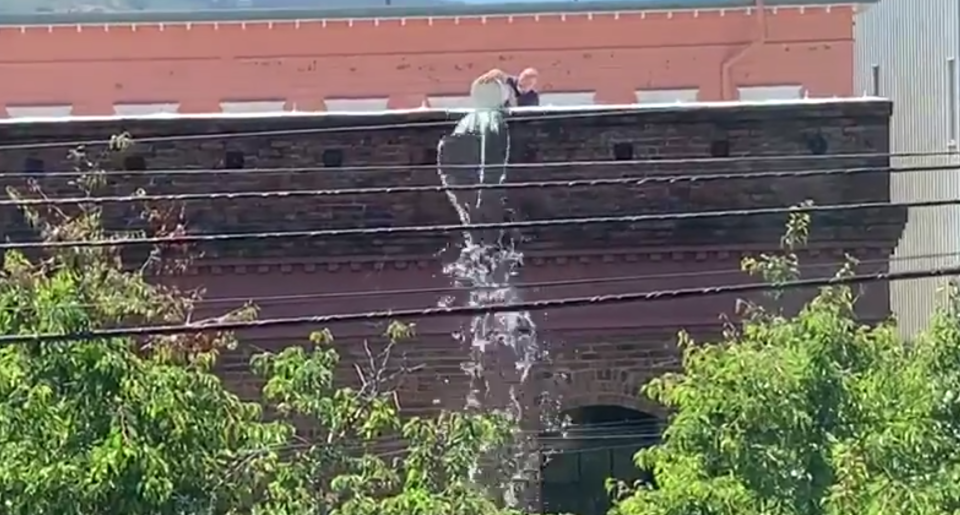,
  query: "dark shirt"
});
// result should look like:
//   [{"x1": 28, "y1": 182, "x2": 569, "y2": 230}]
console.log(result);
[{"x1": 505, "y1": 76, "x2": 540, "y2": 107}]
